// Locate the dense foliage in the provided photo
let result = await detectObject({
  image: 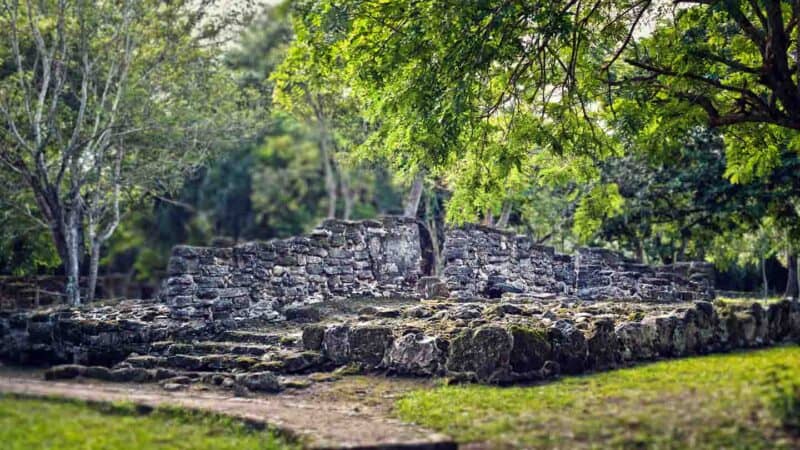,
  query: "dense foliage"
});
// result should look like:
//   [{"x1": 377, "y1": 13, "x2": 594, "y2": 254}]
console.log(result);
[{"x1": 2, "y1": 0, "x2": 800, "y2": 298}]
